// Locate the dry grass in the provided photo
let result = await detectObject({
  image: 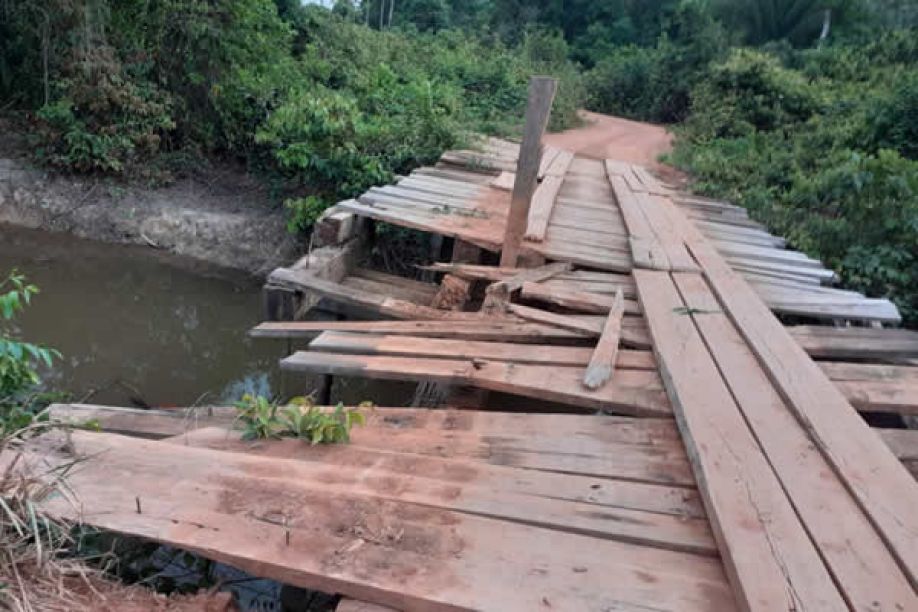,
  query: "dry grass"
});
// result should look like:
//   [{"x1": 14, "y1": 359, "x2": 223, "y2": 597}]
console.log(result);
[{"x1": 0, "y1": 425, "x2": 235, "y2": 612}]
